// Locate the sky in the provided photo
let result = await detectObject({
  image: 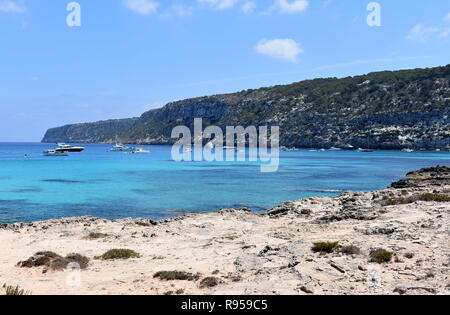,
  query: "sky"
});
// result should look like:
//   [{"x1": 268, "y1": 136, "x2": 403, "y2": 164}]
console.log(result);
[{"x1": 0, "y1": 0, "x2": 450, "y2": 142}]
